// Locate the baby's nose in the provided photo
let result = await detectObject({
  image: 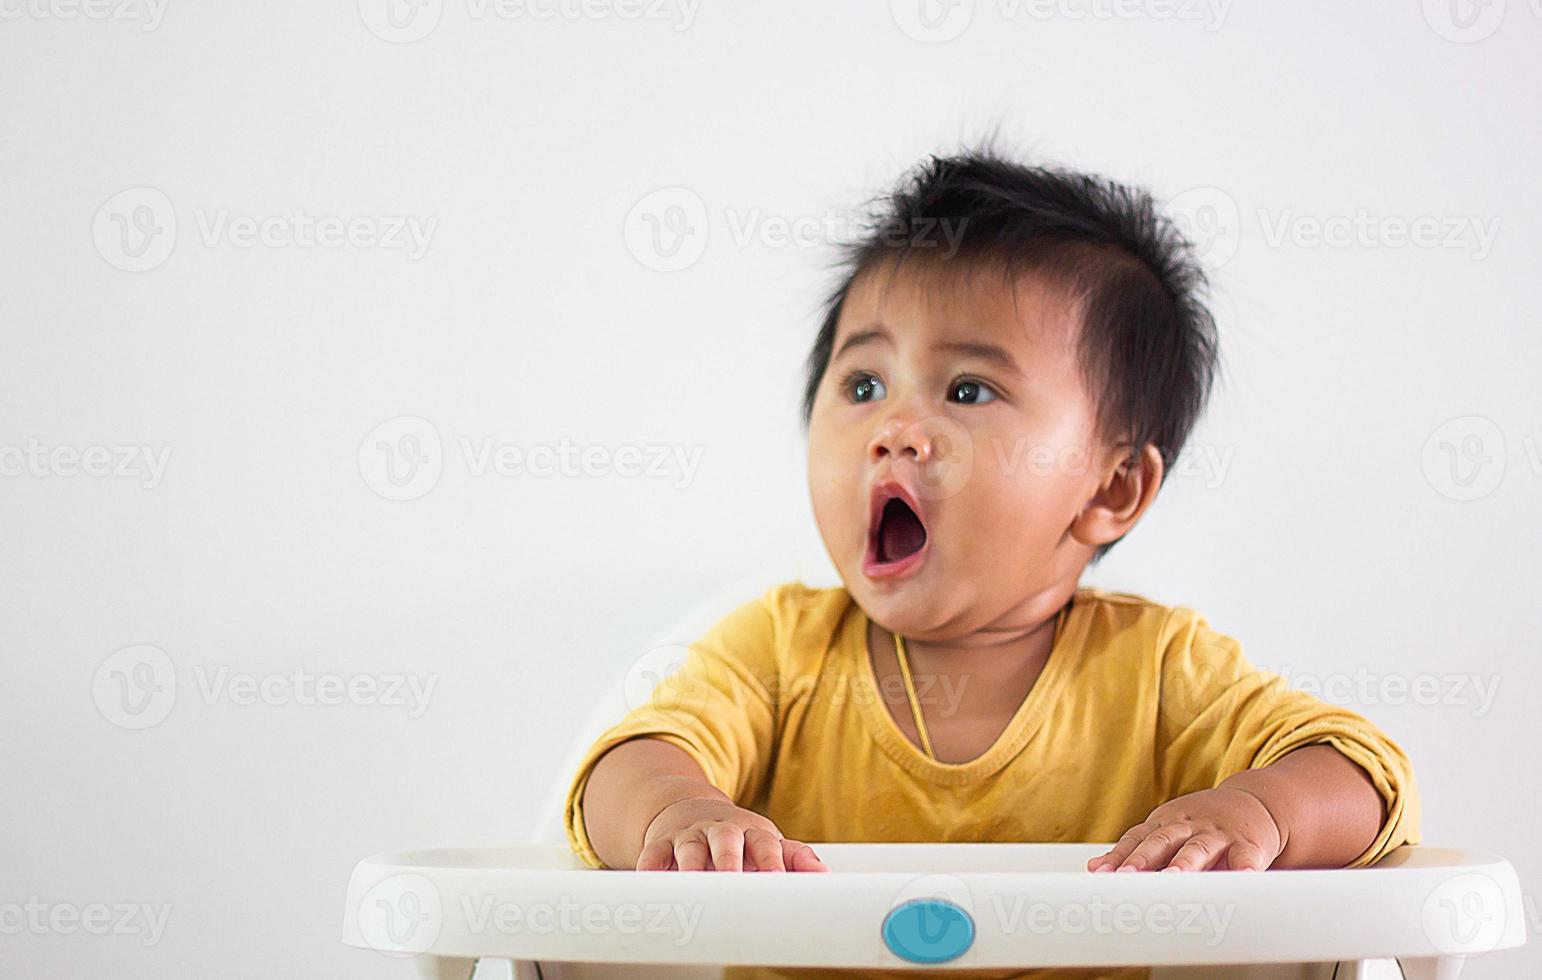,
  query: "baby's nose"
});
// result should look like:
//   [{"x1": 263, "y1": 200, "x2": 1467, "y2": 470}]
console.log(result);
[{"x1": 869, "y1": 415, "x2": 935, "y2": 464}]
